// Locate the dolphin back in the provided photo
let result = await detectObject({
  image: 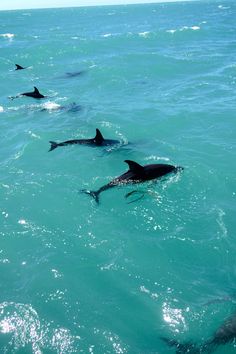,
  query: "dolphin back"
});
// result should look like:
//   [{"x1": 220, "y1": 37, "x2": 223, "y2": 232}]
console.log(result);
[{"x1": 160, "y1": 337, "x2": 203, "y2": 354}]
